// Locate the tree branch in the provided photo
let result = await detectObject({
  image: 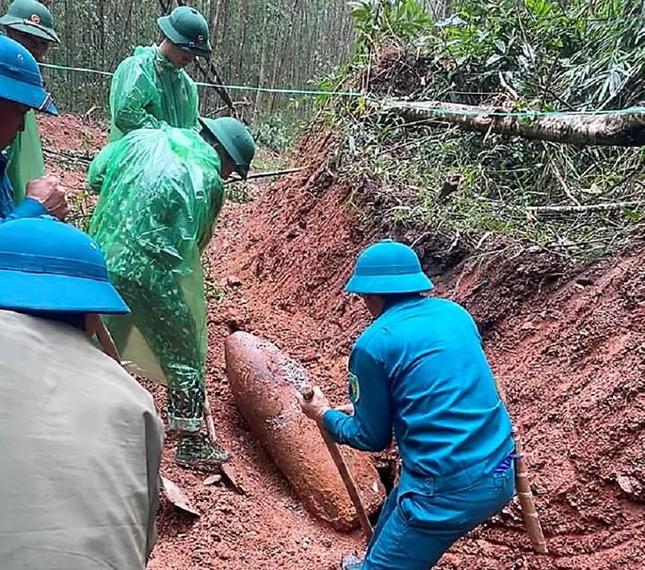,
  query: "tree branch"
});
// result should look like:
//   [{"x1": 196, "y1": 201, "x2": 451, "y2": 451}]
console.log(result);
[{"x1": 526, "y1": 201, "x2": 641, "y2": 218}]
